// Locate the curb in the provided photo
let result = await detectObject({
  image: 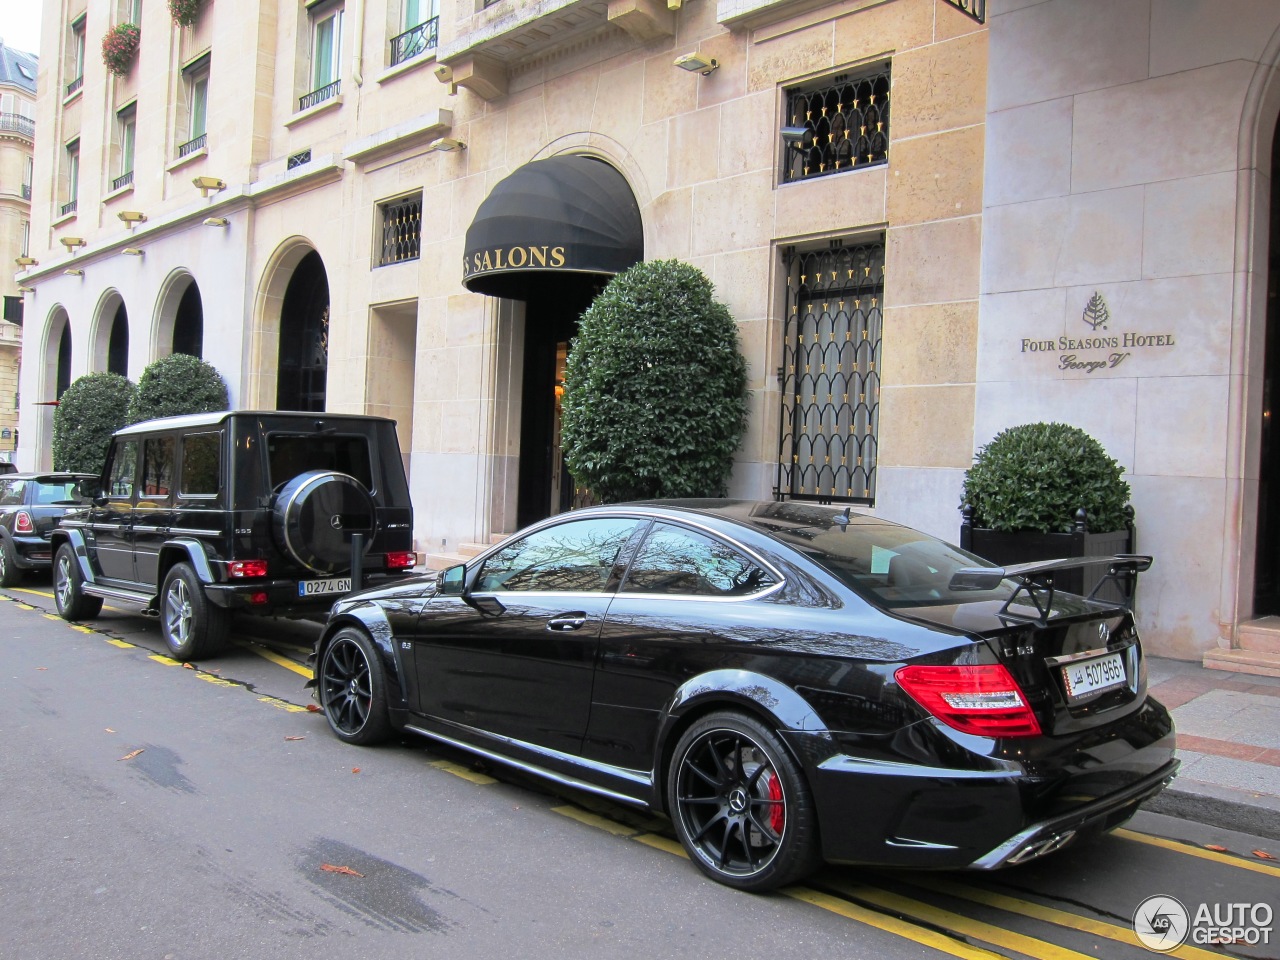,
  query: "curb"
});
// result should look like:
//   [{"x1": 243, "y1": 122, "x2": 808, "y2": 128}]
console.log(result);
[{"x1": 1146, "y1": 780, "x2": 1280, "y2": 841}]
